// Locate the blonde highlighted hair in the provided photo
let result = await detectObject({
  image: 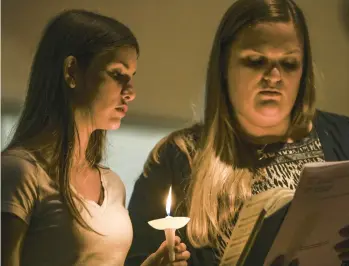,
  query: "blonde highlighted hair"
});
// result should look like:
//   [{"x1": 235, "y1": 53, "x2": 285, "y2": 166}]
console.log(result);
[{"x1": 145, "y1": 0, "x2": 316, "y2": 256}]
